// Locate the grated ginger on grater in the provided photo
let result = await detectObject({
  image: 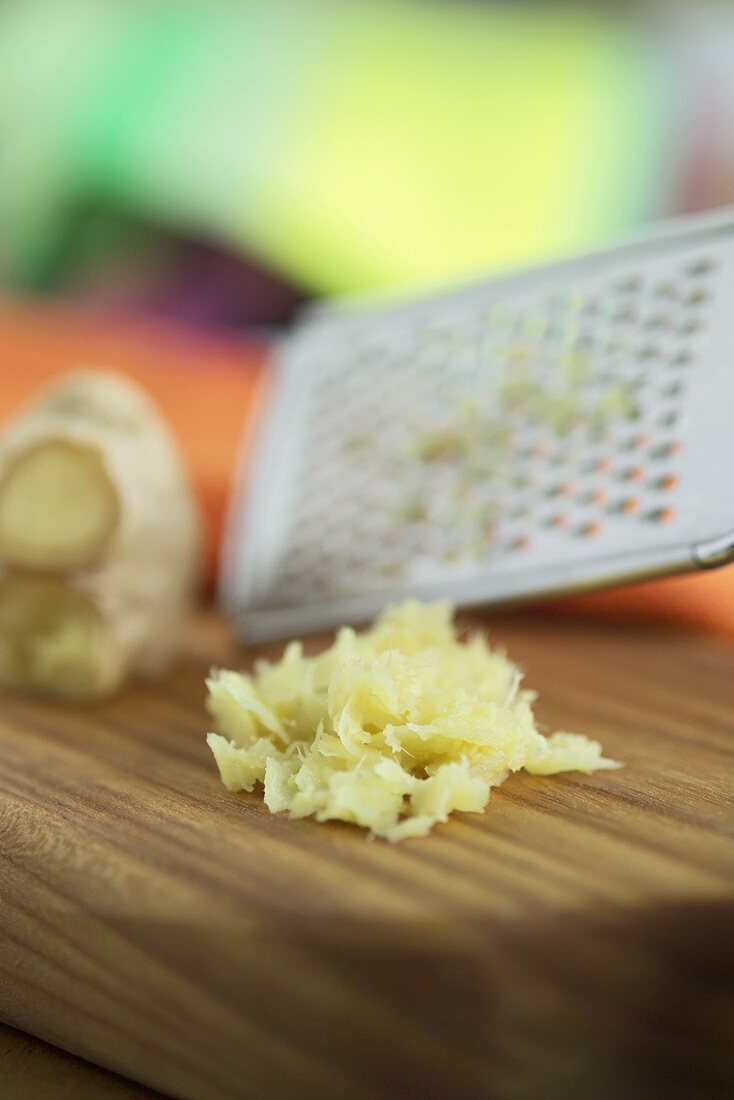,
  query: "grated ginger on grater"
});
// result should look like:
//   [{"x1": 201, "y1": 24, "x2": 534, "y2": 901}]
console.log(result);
[{"x1": 206, "y1": 601, "x2": 620, "y2": 841}]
